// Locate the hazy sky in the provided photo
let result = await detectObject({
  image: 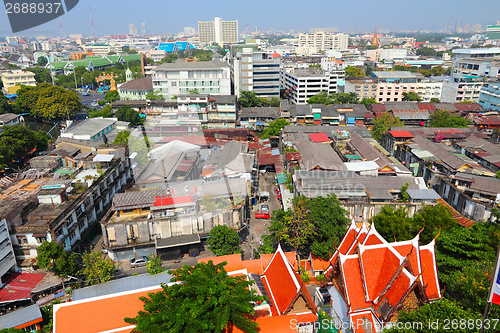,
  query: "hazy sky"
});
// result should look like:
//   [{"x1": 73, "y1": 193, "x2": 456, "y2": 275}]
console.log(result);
[{"x1": 0, "y1": 0, "x2": 499, "y2": 37}]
